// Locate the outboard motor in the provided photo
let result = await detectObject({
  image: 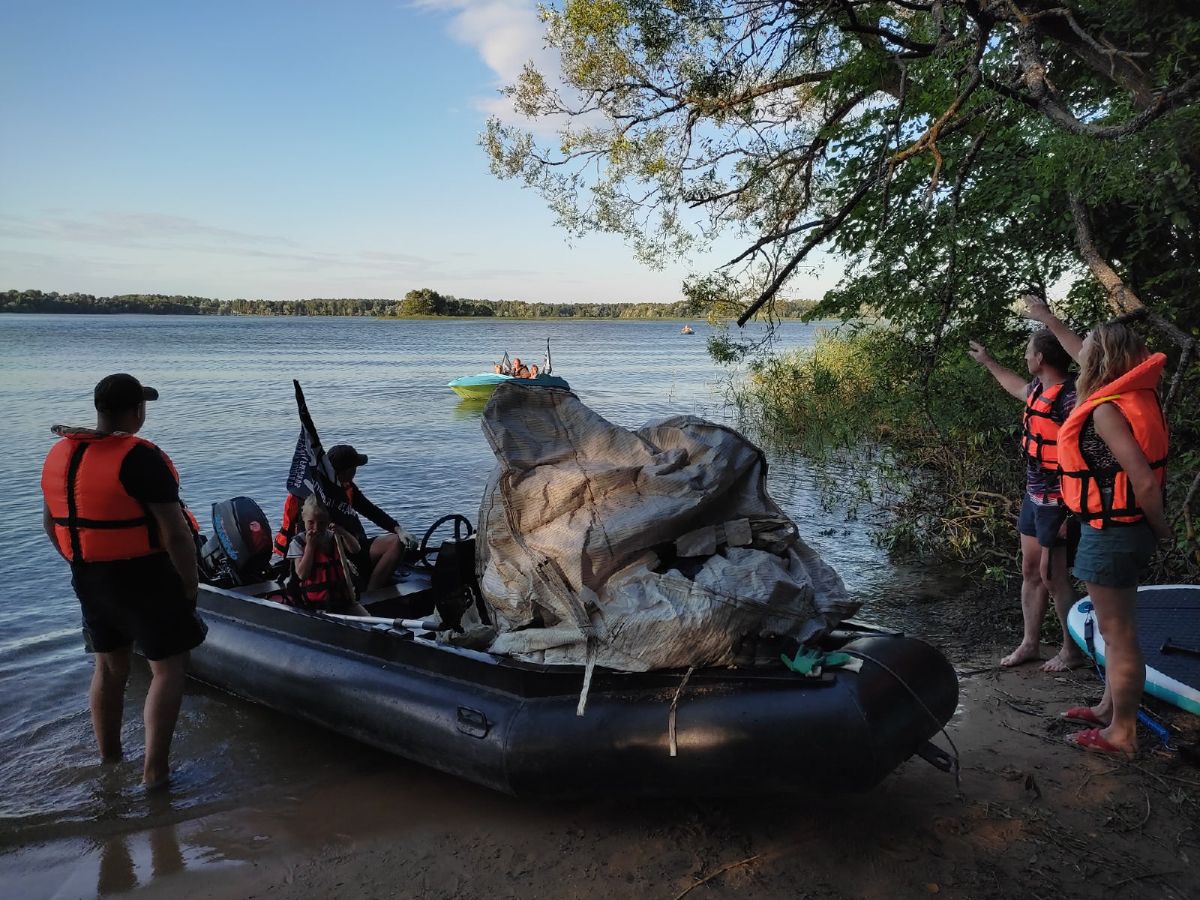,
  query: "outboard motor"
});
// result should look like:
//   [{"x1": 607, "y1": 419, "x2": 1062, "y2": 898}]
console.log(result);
[{"x1": 199, "y1": 496, "x2": 274, "y2": 587}]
